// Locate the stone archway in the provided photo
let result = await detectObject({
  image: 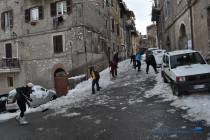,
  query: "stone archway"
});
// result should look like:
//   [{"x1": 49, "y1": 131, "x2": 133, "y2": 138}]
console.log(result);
[
  {"x1": 178, "y1": 24, "x2": 188, "y2": 50},
  {"x1": 53, "y1": 65, "x2": 69, "y2": 96}
]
